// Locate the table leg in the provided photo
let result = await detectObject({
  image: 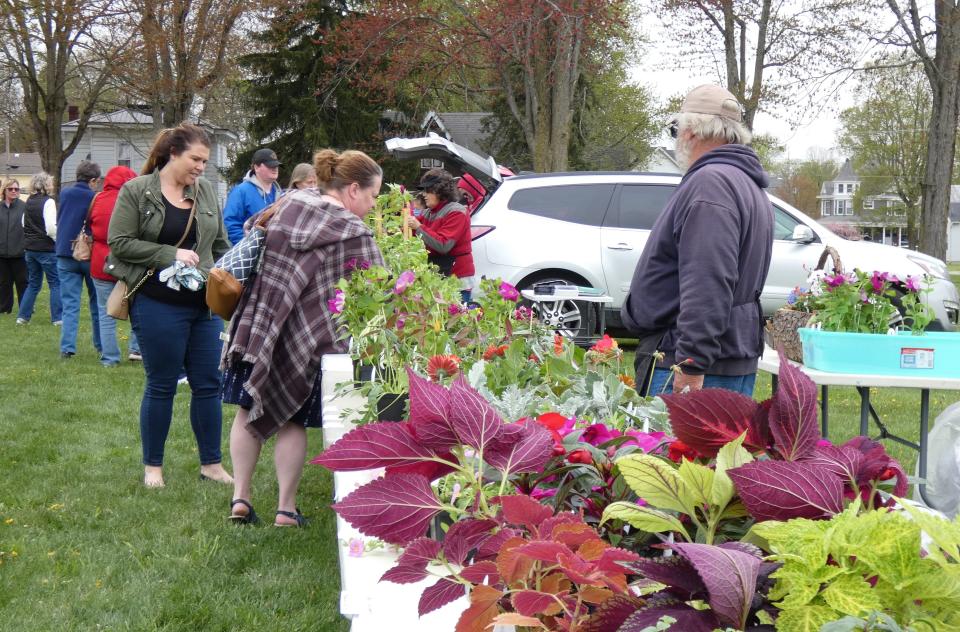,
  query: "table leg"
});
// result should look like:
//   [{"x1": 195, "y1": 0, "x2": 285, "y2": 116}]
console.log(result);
[
  {"x1": 857, "y1": 386, "x2": 870, "y2": 436},
  {"x1": 918, "y1": 389, "x2": 934, "y2": 508},
  {"x1": 820, "y1": 385, "x2": 829, "y2": 439}
]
